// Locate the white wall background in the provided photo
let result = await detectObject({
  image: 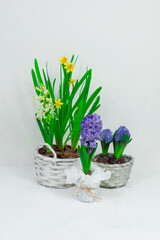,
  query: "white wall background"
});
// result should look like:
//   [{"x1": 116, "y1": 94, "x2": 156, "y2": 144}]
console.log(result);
[{"x1": 0, "y1": 0, "x2": 160, "y2": 171}]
